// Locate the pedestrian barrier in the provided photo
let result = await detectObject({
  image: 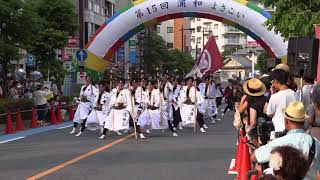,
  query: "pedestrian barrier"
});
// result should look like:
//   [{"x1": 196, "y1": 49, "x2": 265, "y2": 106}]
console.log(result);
[{"x1": 1, "y1": 103, "x2": 76, "y2": 135}]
